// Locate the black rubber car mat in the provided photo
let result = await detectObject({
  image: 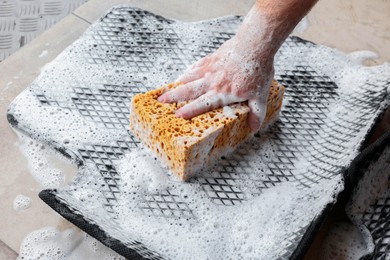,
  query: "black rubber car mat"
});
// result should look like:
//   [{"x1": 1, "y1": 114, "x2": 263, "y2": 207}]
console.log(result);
[{"x1": 345, "y1": 131, "x2": 390, "y2": 259}]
